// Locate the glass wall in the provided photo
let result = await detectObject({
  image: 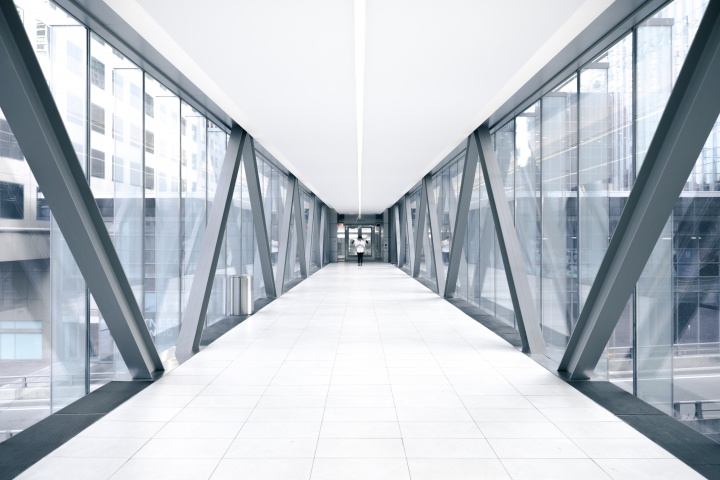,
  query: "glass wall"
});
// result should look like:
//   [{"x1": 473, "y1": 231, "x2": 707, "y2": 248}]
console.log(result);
[
  {"x1": 393, "y1": 0, "x2": 718, "y2": 442},
  {"x1": 1, "y1": 0, "x2": 333, "y2": 442}
]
